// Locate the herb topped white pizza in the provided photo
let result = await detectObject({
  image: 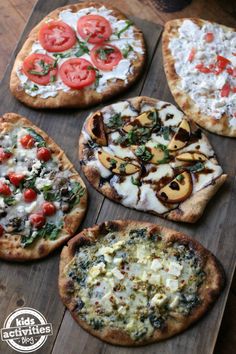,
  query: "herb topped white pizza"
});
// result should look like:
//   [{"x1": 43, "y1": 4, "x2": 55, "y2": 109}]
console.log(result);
[
  {"x1": 0, "y1": 113, "x2": 87, "y2": 261},
  {"x1": 59, "y1": 220, "x2": 225, "y2": 346},
  {"x1": 10, "y1": 2, "x2": 145, "y2": 109},
  {"x1": 163, "y1": 18, "x2": 236, "y2": 137},
  {"x1": 79, "y1": 96, "x2": 226, "y2": 223}
]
